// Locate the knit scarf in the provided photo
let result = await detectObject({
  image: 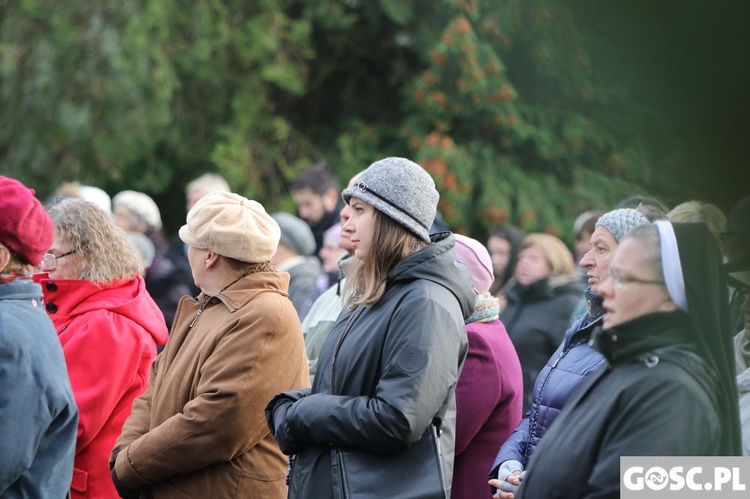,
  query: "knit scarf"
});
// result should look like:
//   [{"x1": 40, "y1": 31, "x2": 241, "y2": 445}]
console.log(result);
[{"x1": 466, "y1": 291, "x2": 500, "y2": 324}]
